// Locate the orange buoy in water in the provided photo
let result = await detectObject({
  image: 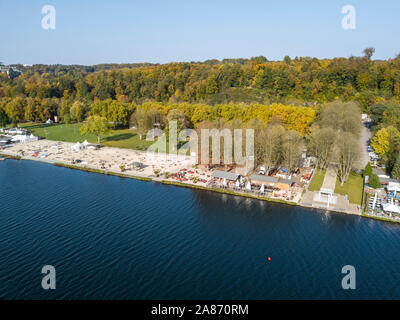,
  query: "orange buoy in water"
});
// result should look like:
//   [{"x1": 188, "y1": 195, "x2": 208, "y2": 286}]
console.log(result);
[{"x1": 267, "y1": 257, "x2": 271, "y2": 262}]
